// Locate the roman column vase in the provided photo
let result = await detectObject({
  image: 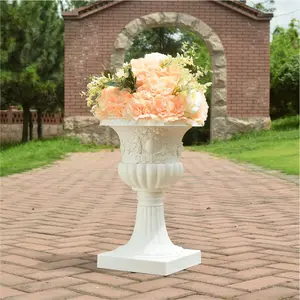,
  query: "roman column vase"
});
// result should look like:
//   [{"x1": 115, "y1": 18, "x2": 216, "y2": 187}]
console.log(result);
[{"x1": 97, "y1": 119, "x2": 201, "y2": 275}]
